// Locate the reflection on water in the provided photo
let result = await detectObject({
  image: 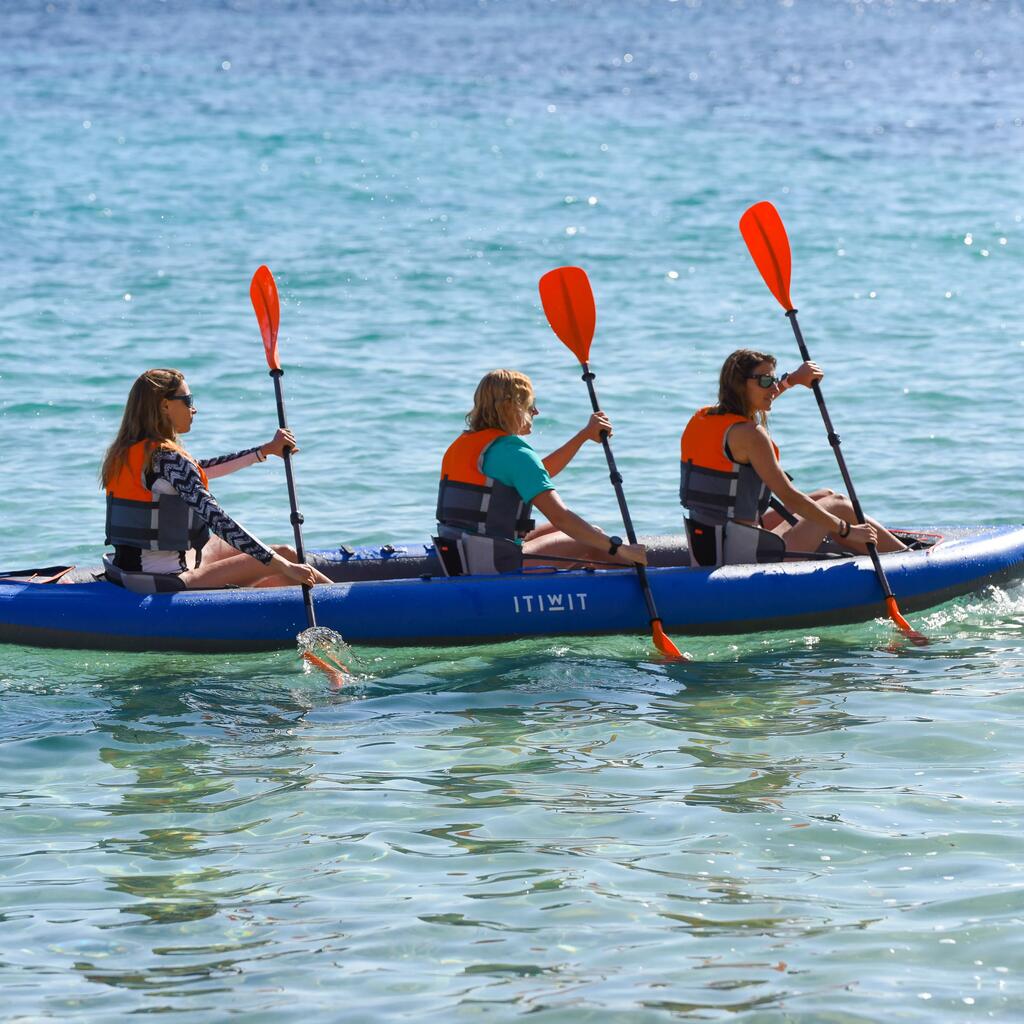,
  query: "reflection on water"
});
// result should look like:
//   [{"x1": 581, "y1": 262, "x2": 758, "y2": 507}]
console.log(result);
[{"x1": 1, "y1": 602, "x2": 1022, "y2": 1017}]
